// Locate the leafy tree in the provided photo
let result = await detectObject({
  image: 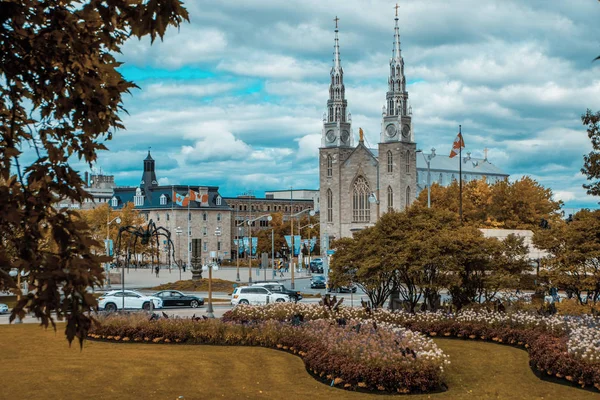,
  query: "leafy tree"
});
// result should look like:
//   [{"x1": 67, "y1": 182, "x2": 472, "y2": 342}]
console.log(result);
[
  {"x1": 581, "y1": 109, "x2": 600, "y2": 196},
  {"x1": 416, "y1": 177, "x2": 562, "y2": 229},
  {"x1": 534, "y1": 209, "x2": 600, "y2": 304},
  {"x1": 0, "y1": 0, "x2": 188, "y2": 345}
]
